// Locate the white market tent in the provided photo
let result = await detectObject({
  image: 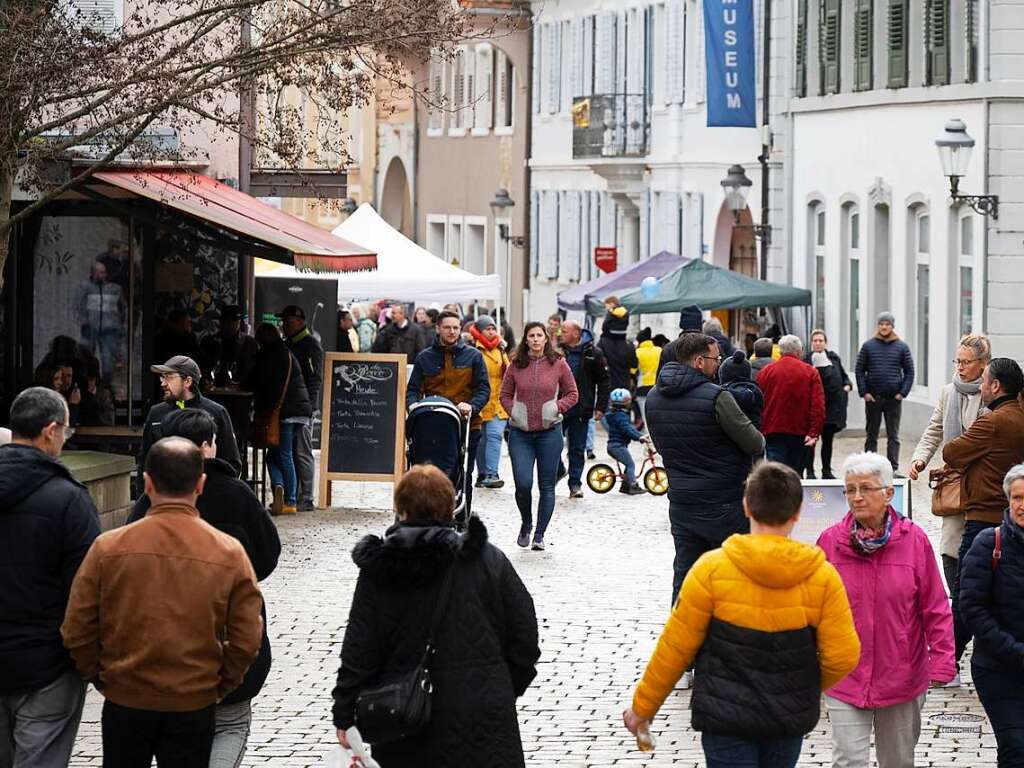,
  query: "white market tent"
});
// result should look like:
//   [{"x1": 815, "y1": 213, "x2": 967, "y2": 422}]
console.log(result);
[{"x1": 254, "y1": 204, "x2": 501, "y2": 305}]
